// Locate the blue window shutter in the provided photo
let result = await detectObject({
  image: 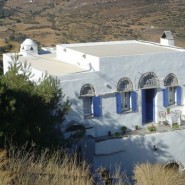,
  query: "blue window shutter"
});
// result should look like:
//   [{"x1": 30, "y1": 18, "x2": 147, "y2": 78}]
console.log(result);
[
  {"x1": 131, "y1": 91, "x2": 137, "y2": 112},
  {"x1": 116, "y1": 93, "x2": 122, "y2": 113},
  {"x1": 163, "y1": 88, "x2": 168, "y2": 107},
  {"x1": 93, "y1": 96, "x2": 101, "y2": 117},
  {"x1": 176, "y1": 86, "x2": 182, "y2": 105}
]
